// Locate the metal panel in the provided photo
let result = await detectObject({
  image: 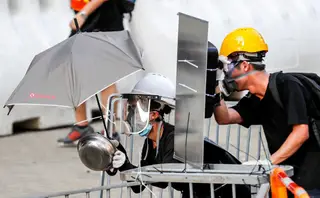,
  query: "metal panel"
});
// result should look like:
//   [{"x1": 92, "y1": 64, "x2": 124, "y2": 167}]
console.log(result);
[{"x1": 173, "y1": 13, "x2": 209, "y2": 168}]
